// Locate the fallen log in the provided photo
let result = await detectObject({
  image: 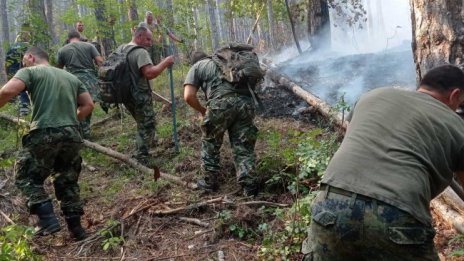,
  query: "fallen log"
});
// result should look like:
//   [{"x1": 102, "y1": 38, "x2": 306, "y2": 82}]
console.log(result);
[
  {"x1": 264, "y1": 66, "x2": 347, "y2": 130},
  {"x1": 0, "y1": 112, "x2": 197, "y2": 189},
  {"x1": 83, "y1": 140, "x2": 197, "y2": 189},
  {"x1": 431, "y1": 187, "x2": 464, "y2": 234}
]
